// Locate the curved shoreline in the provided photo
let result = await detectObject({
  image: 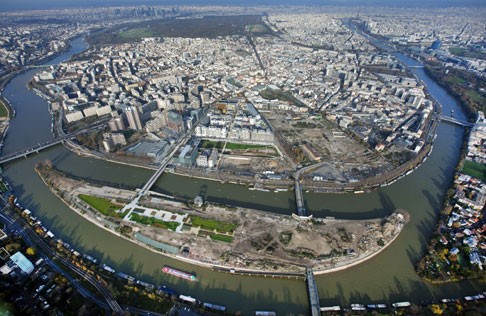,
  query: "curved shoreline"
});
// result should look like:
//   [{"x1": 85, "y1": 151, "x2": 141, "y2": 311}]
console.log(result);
[
  {"x1": 313, "y1": 224, "x2": 403, "y2": 275},
  {"x1": 34, "y1": 165, "x2": 408, "y2": 278},
  {"x1": 64, "y1": 132, "x2": 436, "y2": 195}
]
